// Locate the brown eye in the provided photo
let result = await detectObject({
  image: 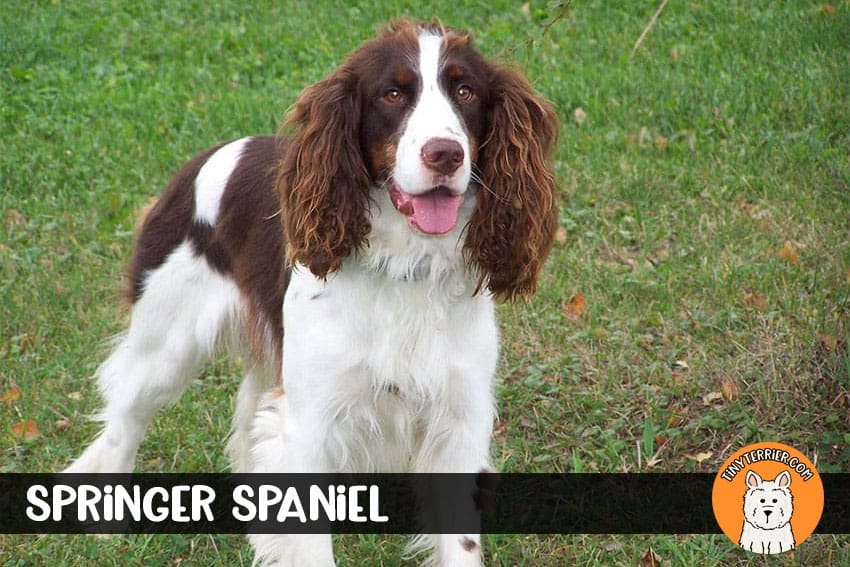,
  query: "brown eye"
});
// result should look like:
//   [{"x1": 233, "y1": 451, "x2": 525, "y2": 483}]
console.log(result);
[
  {"x1": 383, "y1": 88, "x2": 403, "y2": 104},
  {"x1": 456, "y1": 85, "x2": 474, "y2": 103}
]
